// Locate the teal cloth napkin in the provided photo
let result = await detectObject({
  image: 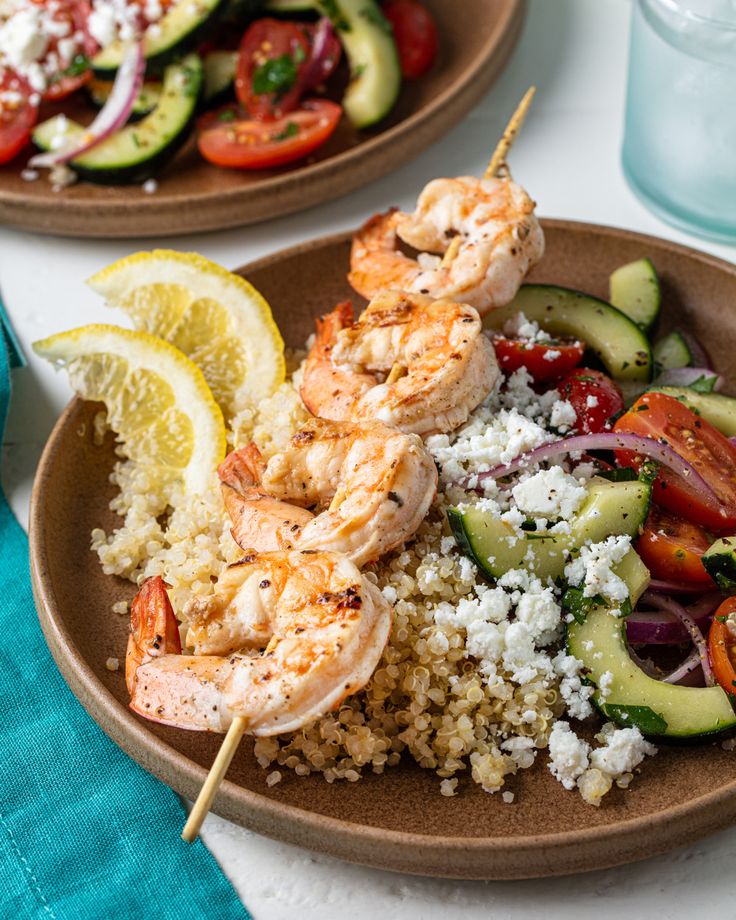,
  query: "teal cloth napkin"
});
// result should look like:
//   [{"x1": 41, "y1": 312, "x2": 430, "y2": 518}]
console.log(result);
[{"x1": 0, "y1": 329, "x2": 251, "y2": 919}]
